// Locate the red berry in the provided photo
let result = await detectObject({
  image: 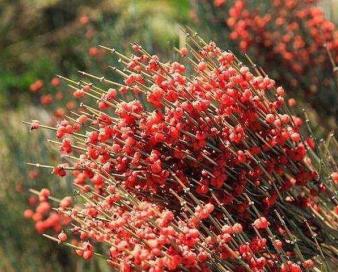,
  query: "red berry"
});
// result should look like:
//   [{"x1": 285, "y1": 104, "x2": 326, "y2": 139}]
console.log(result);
[
  {"x1": 58, "y1": 231, "x2": 68, "y2": 243},
  {"x1": 51, "y1": 77, "x2": 61, "y2": 87},
  {"x1": 180, "y1": 47, "x2": 189, "y2": 57},
  {"x1": 288, "y1": 98, "x2": 297, "y2": 107},
  {"x1": 253, "y1": 217, "x2": 270, "y2": 229},
  {"x1": 331, "y1": 172, "x2": 338, "y2": 184},
  {"x1": 23, "y1": 209, "x2": 34, "y2": 219},
  {"x1": 290, "y1": 132, "x2": 301, "y2": 143},
  {"x1": 73, "y1": 89, "x2": 85, "y2": 98},
  {"x1": 60, "y1": 196, "x2": 73, "y2": 209},
  {"x1": 80, "y1": 15, "x2": 89, "y2": 25},
  {"x1": 30, "y1": 120, "x2": 40, "y2": 130}
]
